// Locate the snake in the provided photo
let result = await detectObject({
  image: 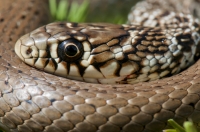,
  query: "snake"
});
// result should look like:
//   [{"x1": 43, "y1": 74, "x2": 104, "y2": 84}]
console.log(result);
[{"x1": 1, "y1": 0, "x2": 200, "y2": 132}]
